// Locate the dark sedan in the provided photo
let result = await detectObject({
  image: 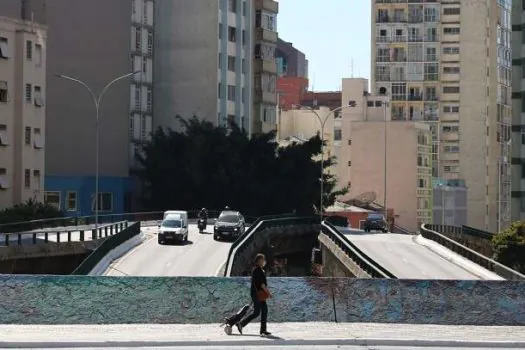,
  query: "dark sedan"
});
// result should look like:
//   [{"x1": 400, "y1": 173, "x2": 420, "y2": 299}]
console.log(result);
[{"x1": 213, "y1": 211, "x2": 245, "y2": 241}]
